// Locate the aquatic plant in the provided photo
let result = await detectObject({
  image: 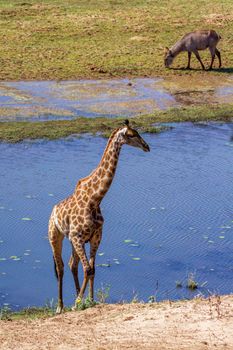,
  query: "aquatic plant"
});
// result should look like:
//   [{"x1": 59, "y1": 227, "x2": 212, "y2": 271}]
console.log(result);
[
  {"x1": 176, "y1": 281, "x2": 183, "y2": 288},
  {"x1": 96, "y1": 284, "x2": 111, "y2": 304},
  {"x1": 187, "y1": 273, "x2": 198, "y2": 290}
]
